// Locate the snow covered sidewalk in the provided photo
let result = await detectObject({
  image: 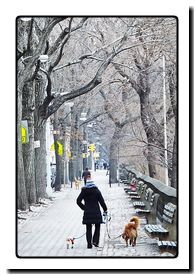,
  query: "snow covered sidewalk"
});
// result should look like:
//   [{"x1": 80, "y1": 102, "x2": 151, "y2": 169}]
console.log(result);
[{"x1": 17, "y1": 170, "x2": 171, "y2": 257}]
